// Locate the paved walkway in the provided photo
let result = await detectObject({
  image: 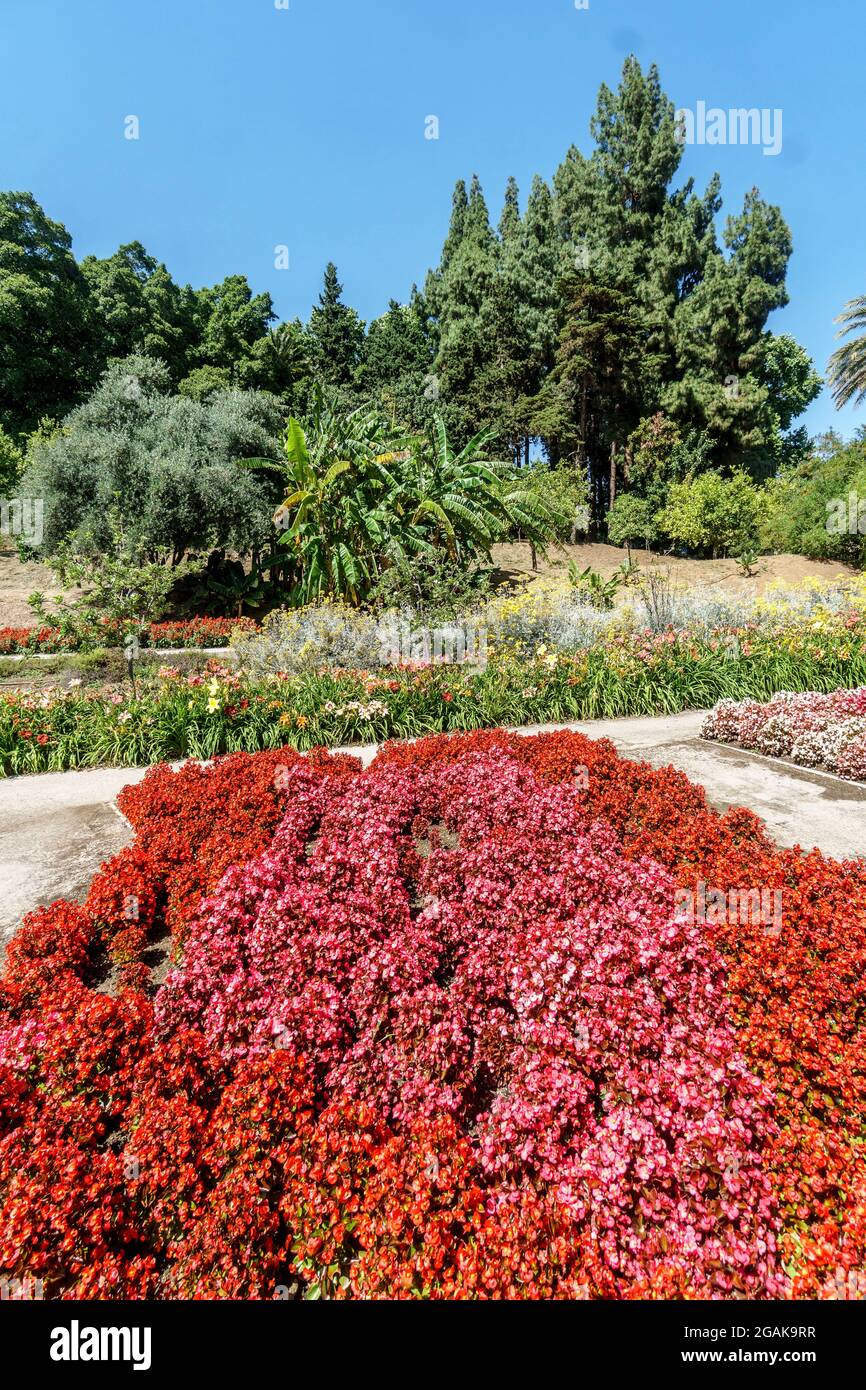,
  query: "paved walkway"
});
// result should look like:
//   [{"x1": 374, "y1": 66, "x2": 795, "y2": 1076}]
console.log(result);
[{"x1": 2, "y1": 711, "x2": 865, "y2": 946}]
